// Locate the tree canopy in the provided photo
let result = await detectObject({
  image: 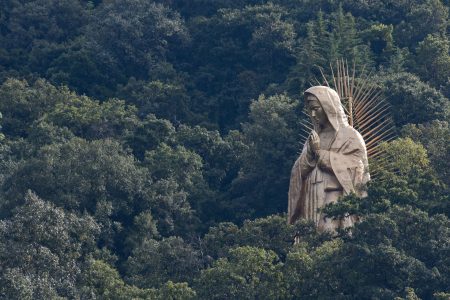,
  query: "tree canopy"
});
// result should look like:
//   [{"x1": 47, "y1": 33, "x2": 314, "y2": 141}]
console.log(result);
[{"x1": 0, "y1": 0, "x2": 448, "y2": 299}]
